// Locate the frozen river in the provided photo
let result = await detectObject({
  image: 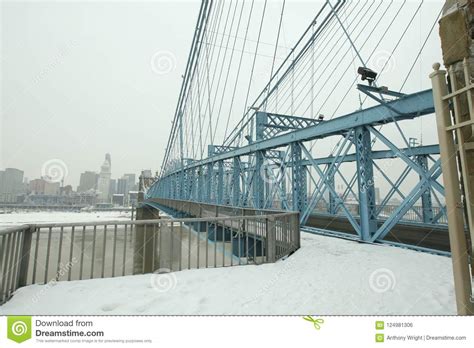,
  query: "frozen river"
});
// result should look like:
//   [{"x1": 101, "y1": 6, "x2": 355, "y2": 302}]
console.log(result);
[
  {"x1": 0, "y1": 210, "x2": 133, "y2": 230},
  {"x1": 0, "y1": 210, "x2": 237, "y2": 286}
]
